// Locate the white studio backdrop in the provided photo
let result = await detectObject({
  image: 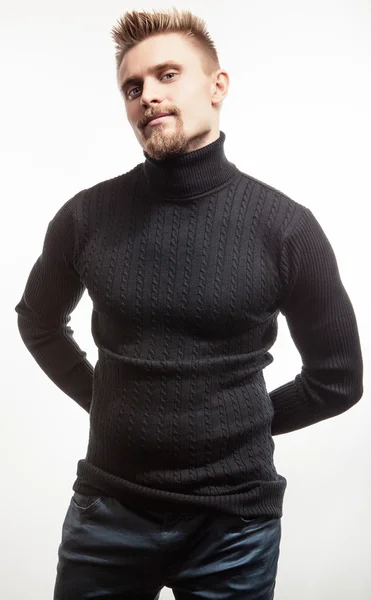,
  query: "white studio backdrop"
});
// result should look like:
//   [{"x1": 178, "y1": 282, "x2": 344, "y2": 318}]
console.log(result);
[{"x1": 1, "y1": 1, "x2": 370, "y2": 598}]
